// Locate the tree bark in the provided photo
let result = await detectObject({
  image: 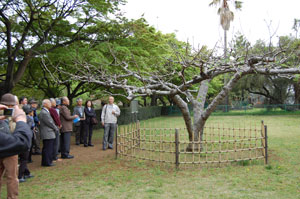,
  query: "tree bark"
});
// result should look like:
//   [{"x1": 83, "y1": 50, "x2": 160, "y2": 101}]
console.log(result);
[
  {"x1": 150, "y1": 94, "x2": 158, "y2": 106},
  {"x1": 293, "y1": 79, "x2": 300, "y2": 104},
  {"x1": 172, "y1": 95, "x2": 194, "y2": 141}
]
